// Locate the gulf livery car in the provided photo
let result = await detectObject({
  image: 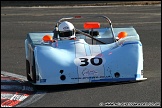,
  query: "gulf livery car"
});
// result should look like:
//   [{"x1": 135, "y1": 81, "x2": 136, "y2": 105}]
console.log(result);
[{"x1": 25, "y1": 15, "x2": 147, "y2": 85}]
